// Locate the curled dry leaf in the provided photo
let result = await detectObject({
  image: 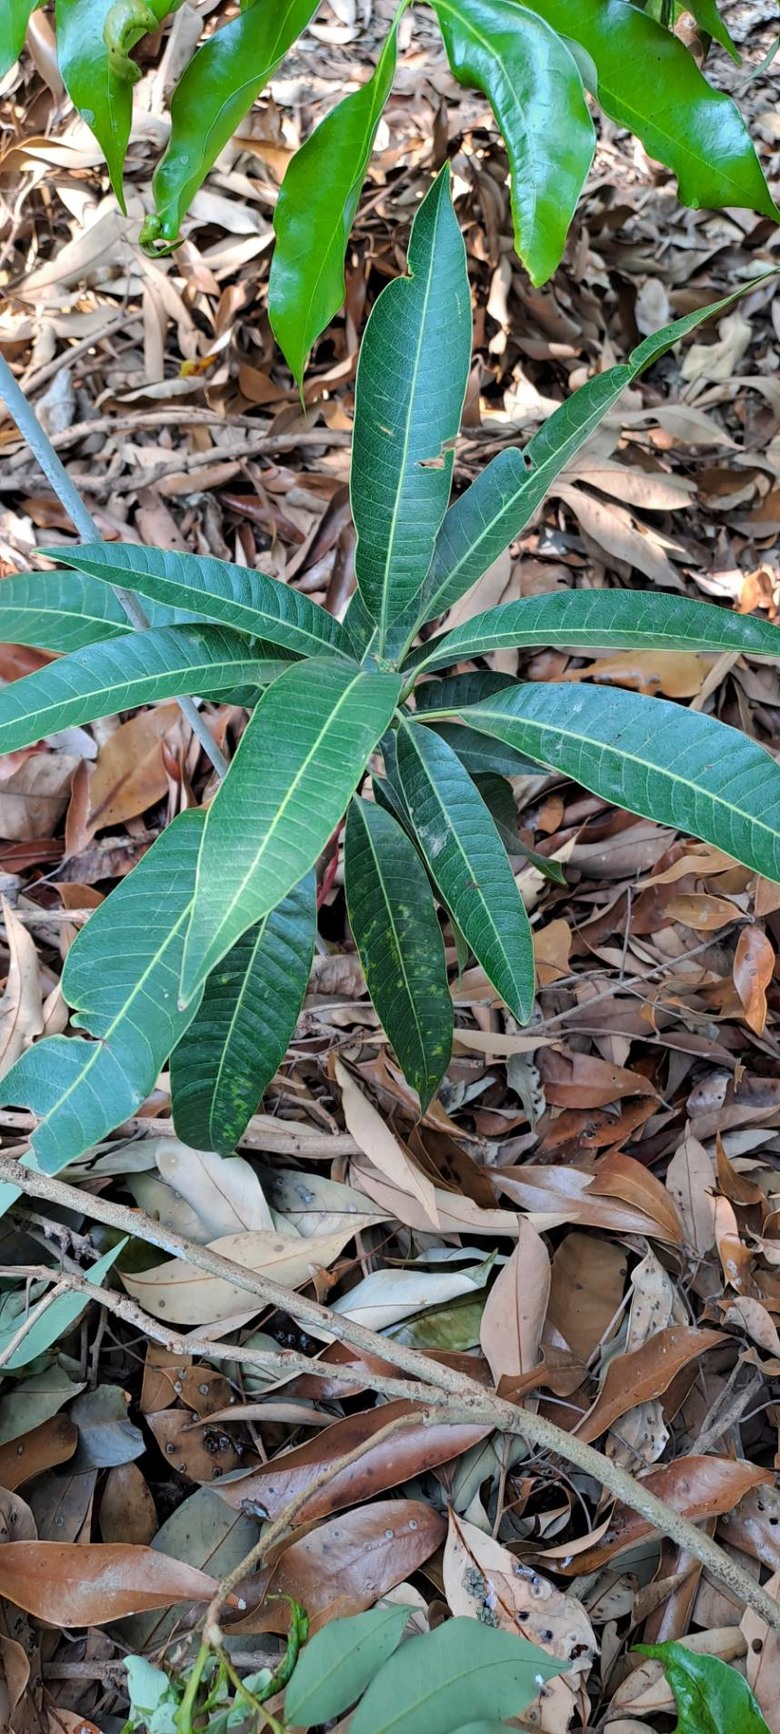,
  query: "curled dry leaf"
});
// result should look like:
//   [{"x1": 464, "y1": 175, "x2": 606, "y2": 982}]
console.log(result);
[
  {"x1": 576, "y1": 1326, "x2": 723, "y2": 1445},
  {"x1": 0, "y1": 1542, "x2": 224, "y2": 1625},
  {"x1": 65, "y1": 702, "x2": 181, "y2": 853},
  {"x1": 733, "y1": 925, "x2": 775, "y2": 1035},
  {"x1": 335, "y1": 1057, "x2": 440, "y2": 1226},
  {"x1": 216, "y1": 1400, "x2": 490, "y2": 1522},
  {"x1": 155, "y1": 1139, "x2": 276, "y2": 1236},
  {"x1": 479, "y1": 1220, "x2": 550, "y2": 1390},
  {"x1": 120, "y1": 1224, "x2": 360, "y2": 1324},
  {"x1": 0, "y1": 898, "x2": 44, "y2": 1080},
  {"x1": 443, "y1": 1510, "x2": 596, "y2": 1734}
]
